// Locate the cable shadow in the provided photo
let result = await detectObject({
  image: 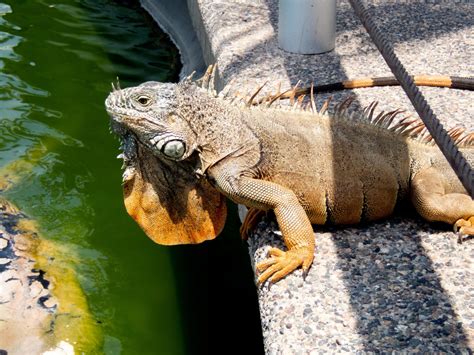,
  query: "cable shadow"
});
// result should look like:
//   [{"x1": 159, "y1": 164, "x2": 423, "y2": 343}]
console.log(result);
[{"x1": 331, "y1": 216, "x2": 470, "y2": 352}]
